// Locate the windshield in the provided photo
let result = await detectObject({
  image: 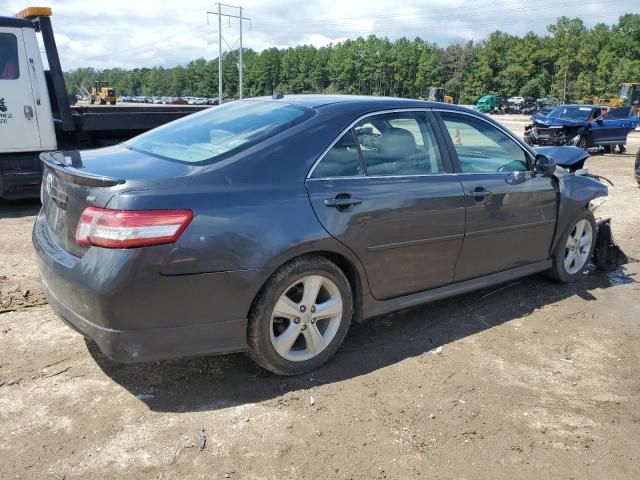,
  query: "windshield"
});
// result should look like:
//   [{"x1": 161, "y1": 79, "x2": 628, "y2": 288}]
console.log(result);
[
  {"x1": 126, "y1": 100, "x2": 314, "y2": 163},
  {"x1": 548, "y1": 106, "x2": 593, "y2": 121}
]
